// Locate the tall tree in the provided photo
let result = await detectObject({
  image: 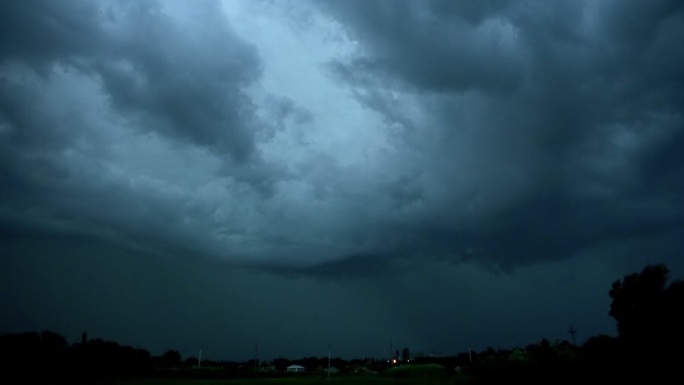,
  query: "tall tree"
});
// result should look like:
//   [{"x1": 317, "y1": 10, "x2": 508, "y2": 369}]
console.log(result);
[
  {"x1": 608, "y1": 263, "x2": 683, "y2": 376},
  {"x1": 609, "y1": 264, "x2": 669, "y2": 343}
]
